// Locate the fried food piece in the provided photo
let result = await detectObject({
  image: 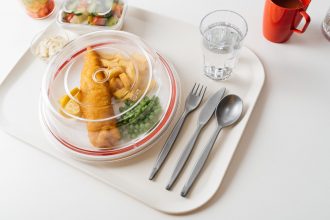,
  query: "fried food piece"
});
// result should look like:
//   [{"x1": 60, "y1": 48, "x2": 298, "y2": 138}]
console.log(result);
[{"x1": 80, "y1": 47, "x2": 121, "y2": 148}]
